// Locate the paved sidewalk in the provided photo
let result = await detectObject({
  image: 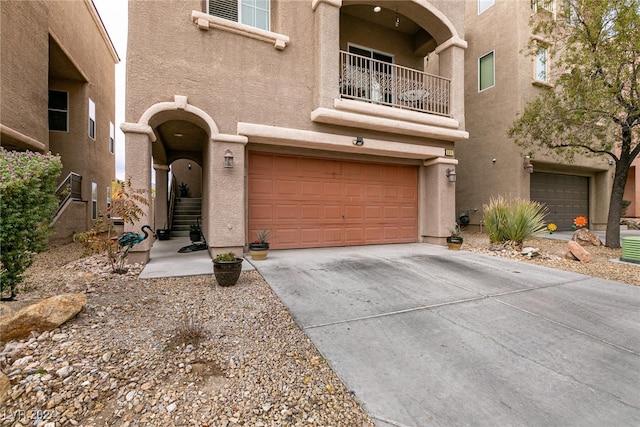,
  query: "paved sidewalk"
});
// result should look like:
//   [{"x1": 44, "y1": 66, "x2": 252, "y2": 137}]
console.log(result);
[{"x1": 251, "y1": 244, "x2": 640, "y2": 427}]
